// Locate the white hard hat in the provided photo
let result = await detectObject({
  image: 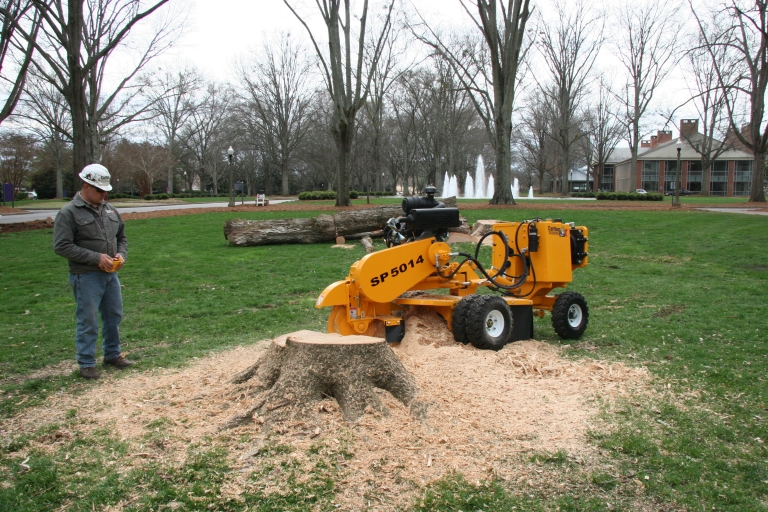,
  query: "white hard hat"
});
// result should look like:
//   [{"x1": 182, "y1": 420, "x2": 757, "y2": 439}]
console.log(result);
[{"x1": 79, "y1": 164, "x2": 112, "y2": 191}]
